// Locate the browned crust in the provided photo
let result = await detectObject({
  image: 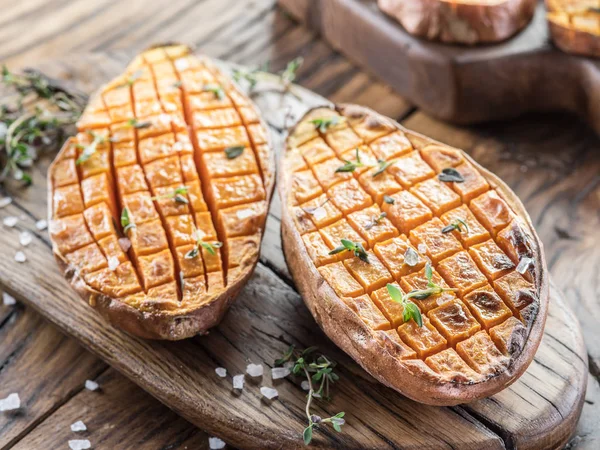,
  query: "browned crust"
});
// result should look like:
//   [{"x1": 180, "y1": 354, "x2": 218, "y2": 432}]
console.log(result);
[
  {"x1": 279, "y1": 104, "x2": 548, "y2": 405},
  {"x1": 47, "y1": 56, "x2": 276, "y2": 341},
  {"x1": 378, "y1": 0, "x2": 537, "y2": 44}
]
